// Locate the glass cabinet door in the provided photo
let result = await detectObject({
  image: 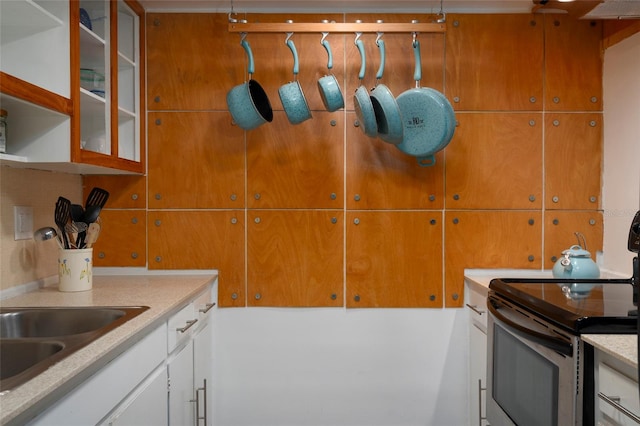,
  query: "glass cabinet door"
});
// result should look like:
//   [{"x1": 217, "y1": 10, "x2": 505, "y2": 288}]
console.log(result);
[
  {"x1": 79, "y1": 0, "x2": 109, "y2": 155},
  {"x1": 116, "y1": 0, "x2": 139, "y2": 162}
]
